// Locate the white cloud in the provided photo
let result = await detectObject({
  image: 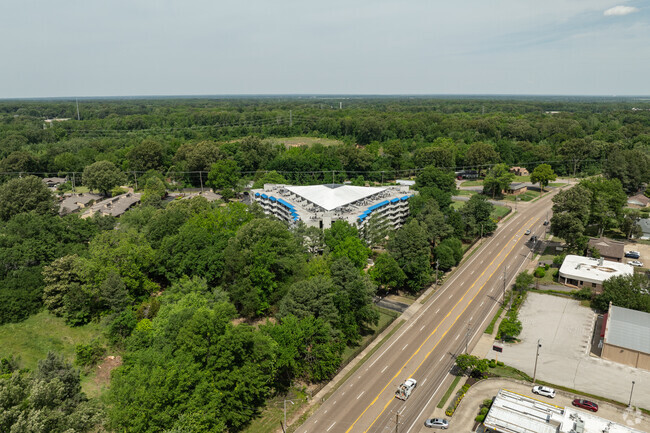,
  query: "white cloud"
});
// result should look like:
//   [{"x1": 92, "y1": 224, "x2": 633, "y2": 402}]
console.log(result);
[{"x1": 604, "y1": 5, "x2": 639, "y2": 16}]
